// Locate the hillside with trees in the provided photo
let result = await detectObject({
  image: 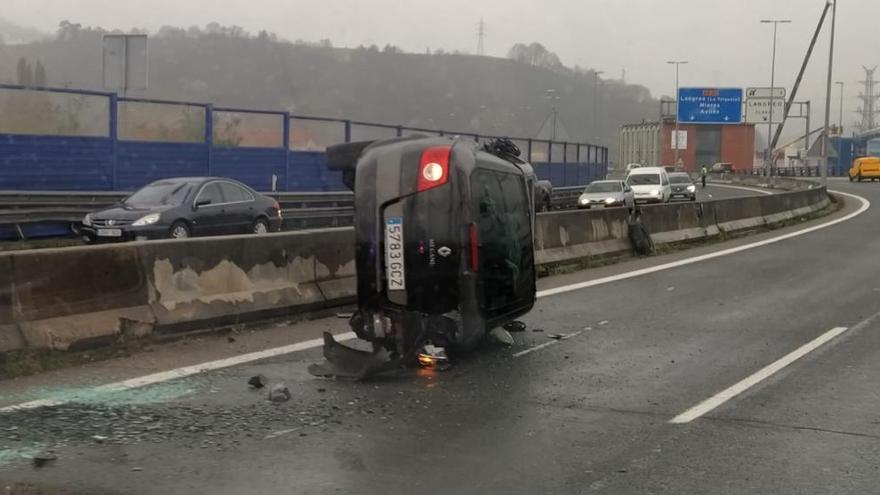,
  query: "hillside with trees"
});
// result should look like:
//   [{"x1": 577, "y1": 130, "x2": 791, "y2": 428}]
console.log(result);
[{"x1": 0, "y1": 21, "x2": 661, "y2": 159}]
